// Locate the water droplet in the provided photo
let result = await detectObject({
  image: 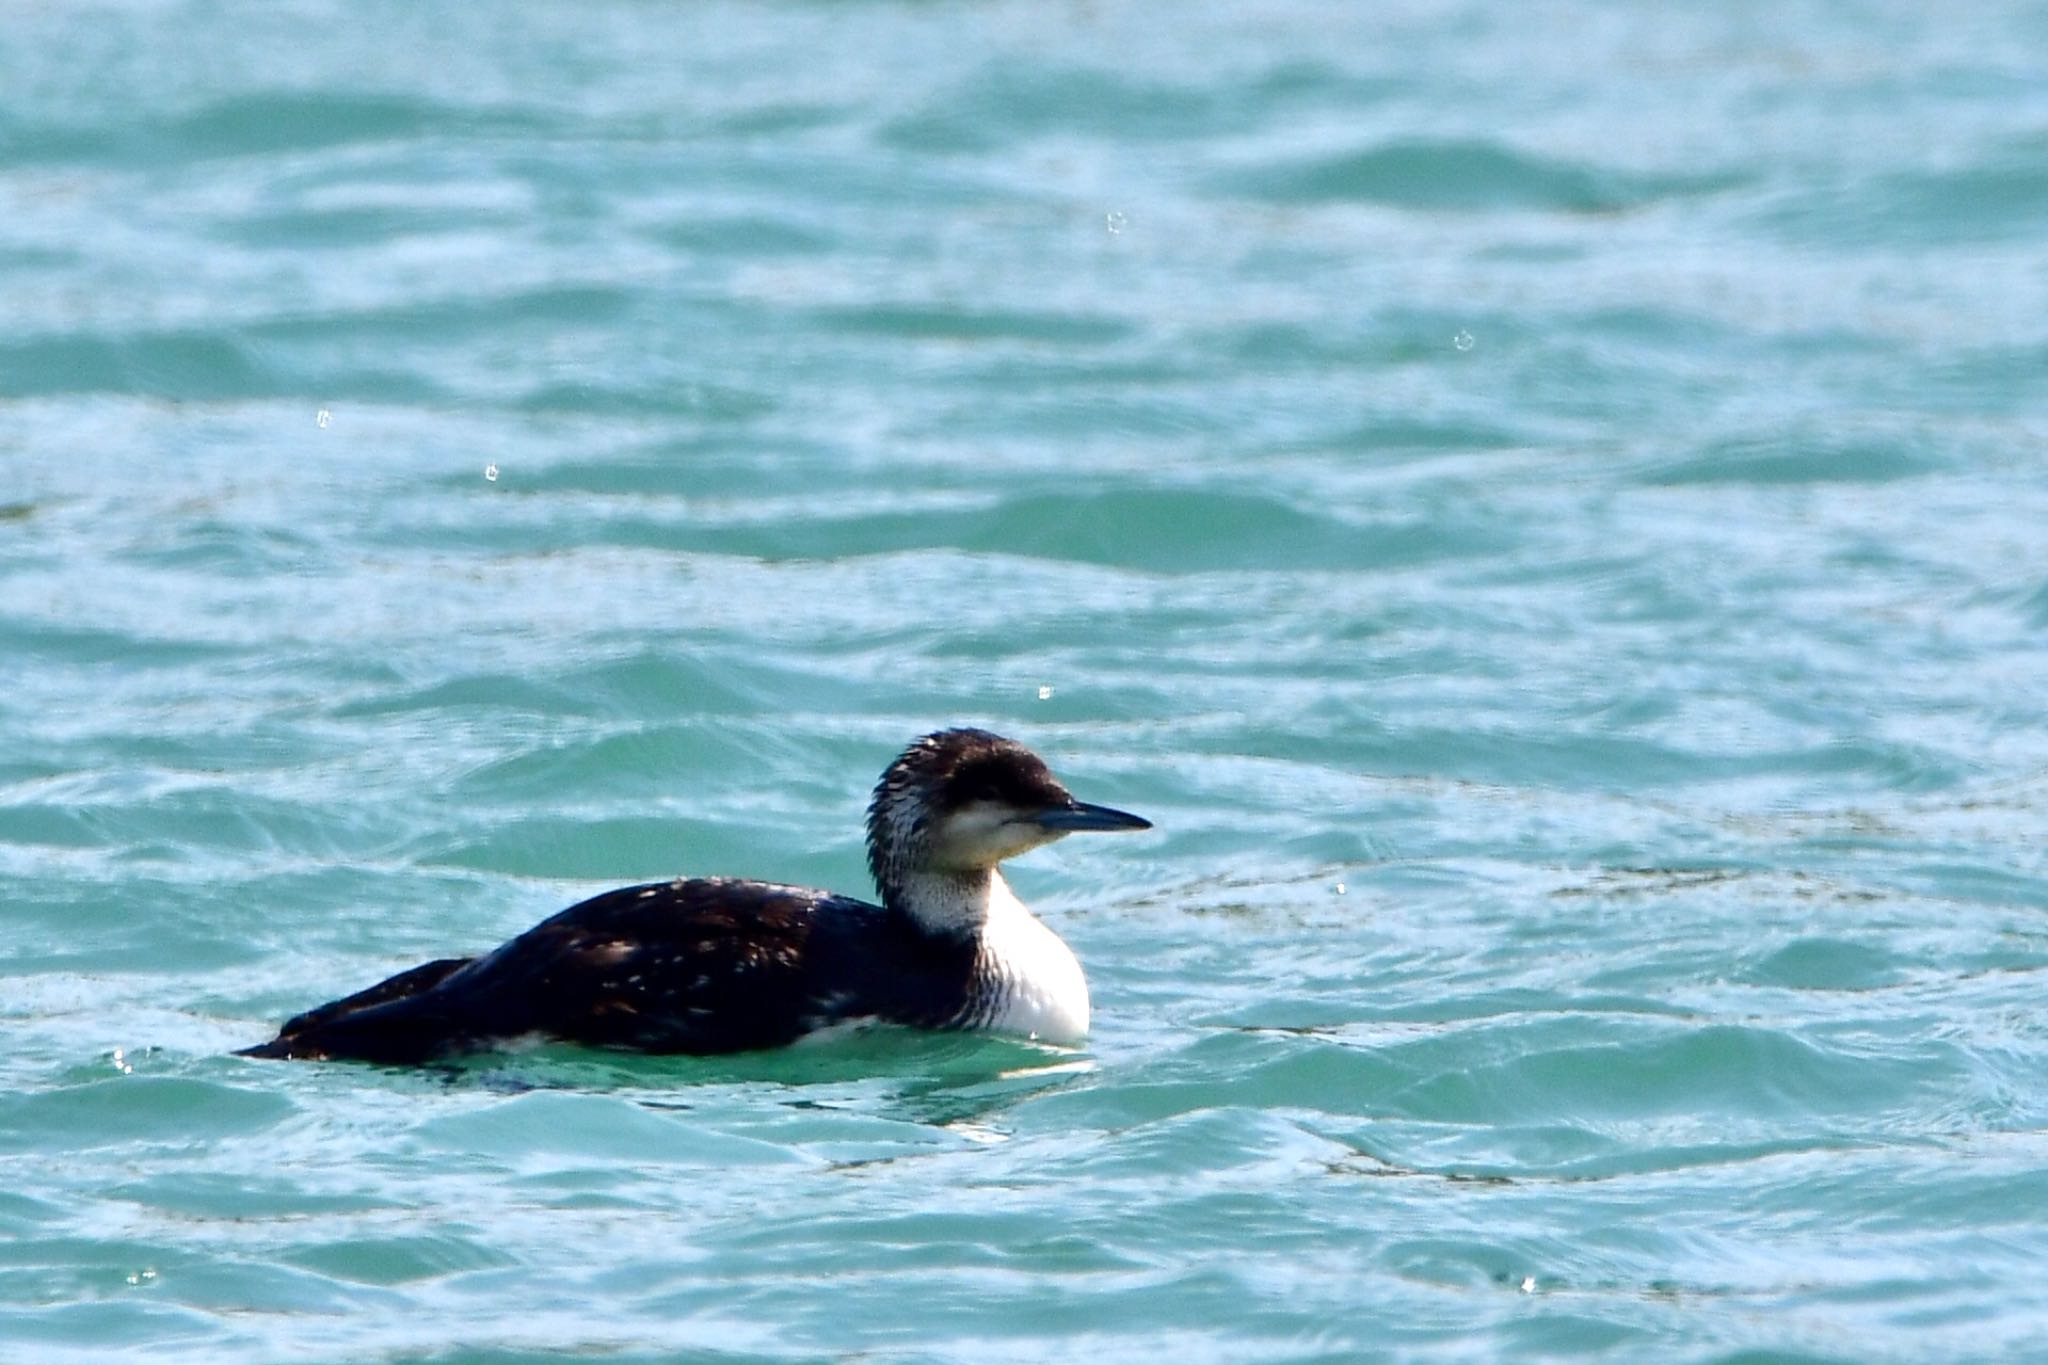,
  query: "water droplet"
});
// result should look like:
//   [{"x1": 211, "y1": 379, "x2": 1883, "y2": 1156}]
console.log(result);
[
  {"x1": 315, "y1": 408, "x2": 331, "y2": 428},
  {"x1": 1037, "y1": 685, "x2": 1055, "y2": 700},
  {"x1": 484, "y1": 464, "x2": 499, "y2": 482},
  {"x1": 1105, "y1": 211, "x2": 1126, "y2": 234},
  {"x1": 1453, "y1": 330, "x2": 1475, "y2": 352}
]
